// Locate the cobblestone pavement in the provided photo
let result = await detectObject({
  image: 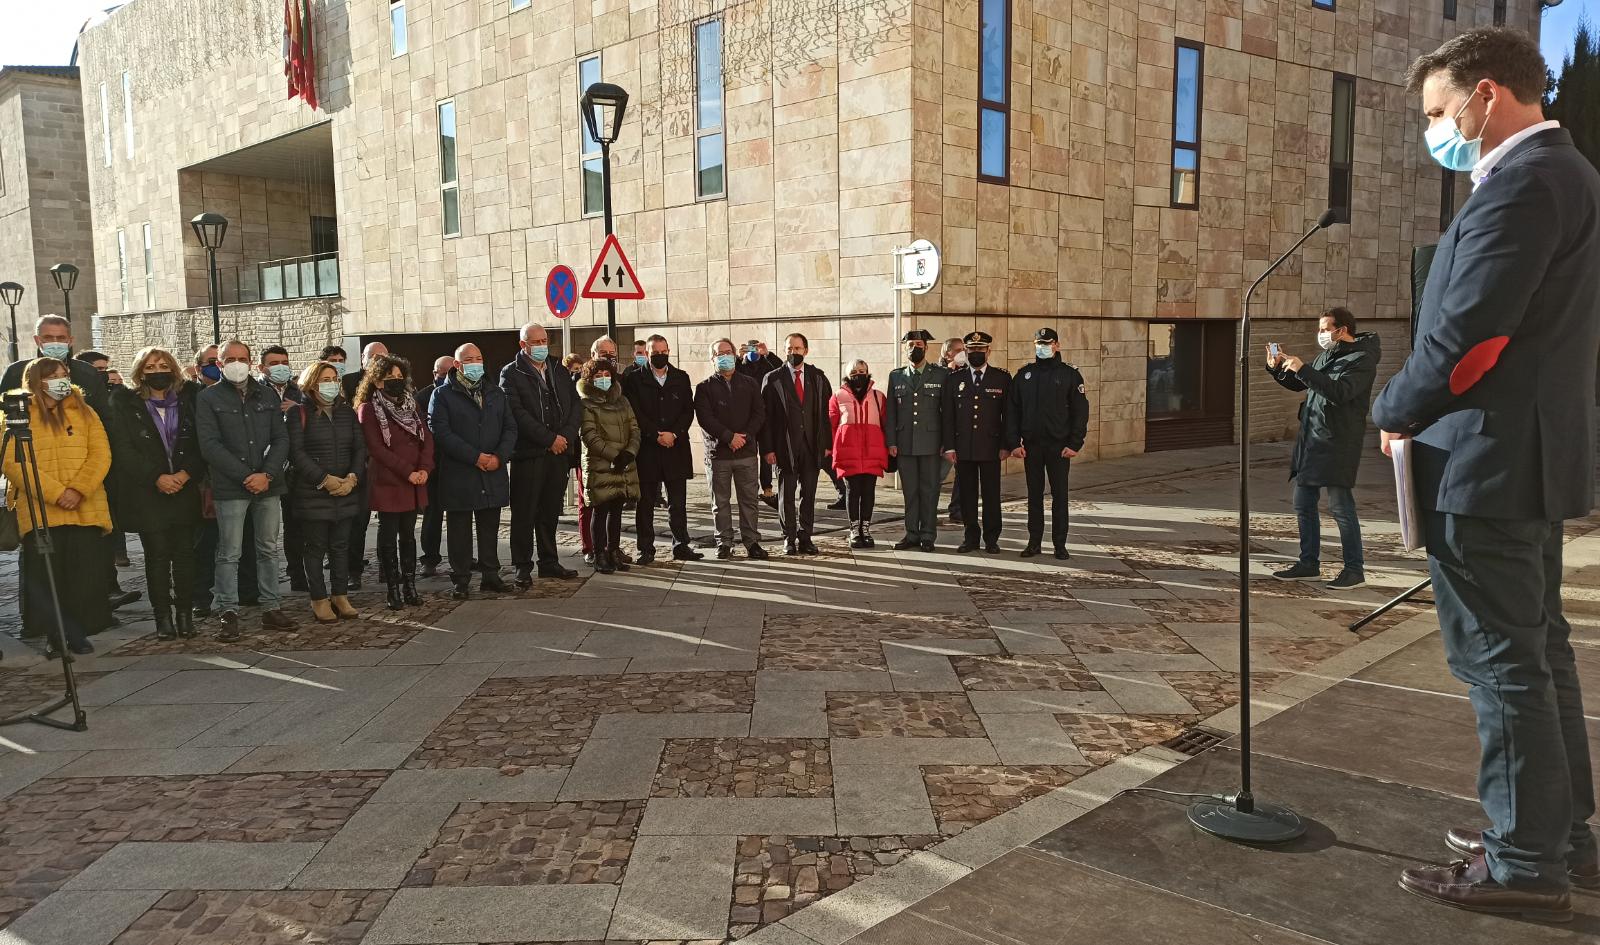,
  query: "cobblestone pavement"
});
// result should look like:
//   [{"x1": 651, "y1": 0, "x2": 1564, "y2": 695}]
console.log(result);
[{"x1": 3, "y1": 443, "x2": 1593, "y2": 945}]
